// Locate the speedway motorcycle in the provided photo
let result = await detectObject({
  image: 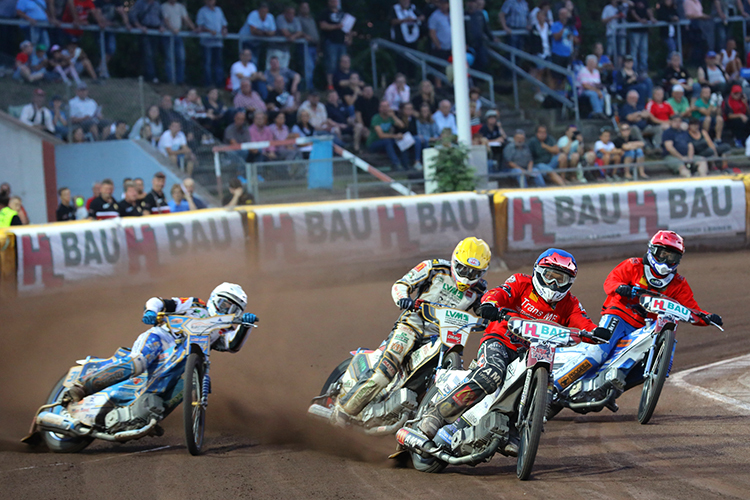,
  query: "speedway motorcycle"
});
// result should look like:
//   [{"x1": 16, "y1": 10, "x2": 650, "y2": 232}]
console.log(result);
[
  {"x1": 23, "y1": 313, "x2": 255, "y2": 455},
  {"x1": 308, "y1": 301, "x2": 488, "y2": 435},
  {"x1": 395, "y1": 311, "x2": 602, "y2": 480},
  {"x1": 549, "y1": 290, "x2": 723, "y2": 424}
]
